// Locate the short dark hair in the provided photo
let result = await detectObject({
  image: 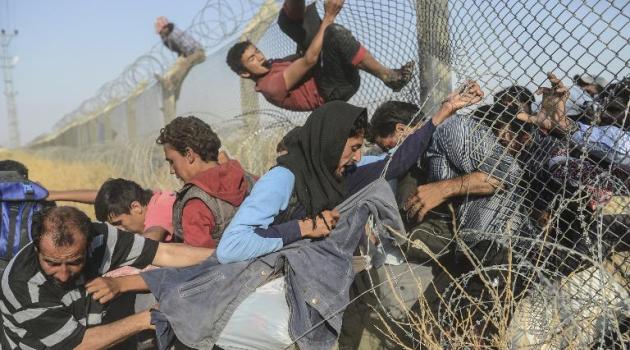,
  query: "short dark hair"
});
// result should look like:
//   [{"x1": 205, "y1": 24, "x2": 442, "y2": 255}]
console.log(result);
[
  {"x1": 226, "y1": 40, "x2": 253, "y2": 74},
  {"x1": 33, "y1": 206, "x2": 92, "y2": 249},
  {"x1": 368, "y1": 101, "x2": 421, "y2": 142},
  {"x1": 493, "y1": 86, "x2": 535, "y2": 112},
  {"x1": 349, "y1": 111, "x2": 369, "y2": 138},
  {"x1": 156, "y1": 116, "x2": 221, "y2": 162},
  {"x1": 94, "y1": 178, "x2": 153, "y2": 222},
  {"x1": 473, "y1": 103, "x2": 528, "y2": 134},
  {"x1": 0, "y1": 160, "x2": 29, "y2": 178}
]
